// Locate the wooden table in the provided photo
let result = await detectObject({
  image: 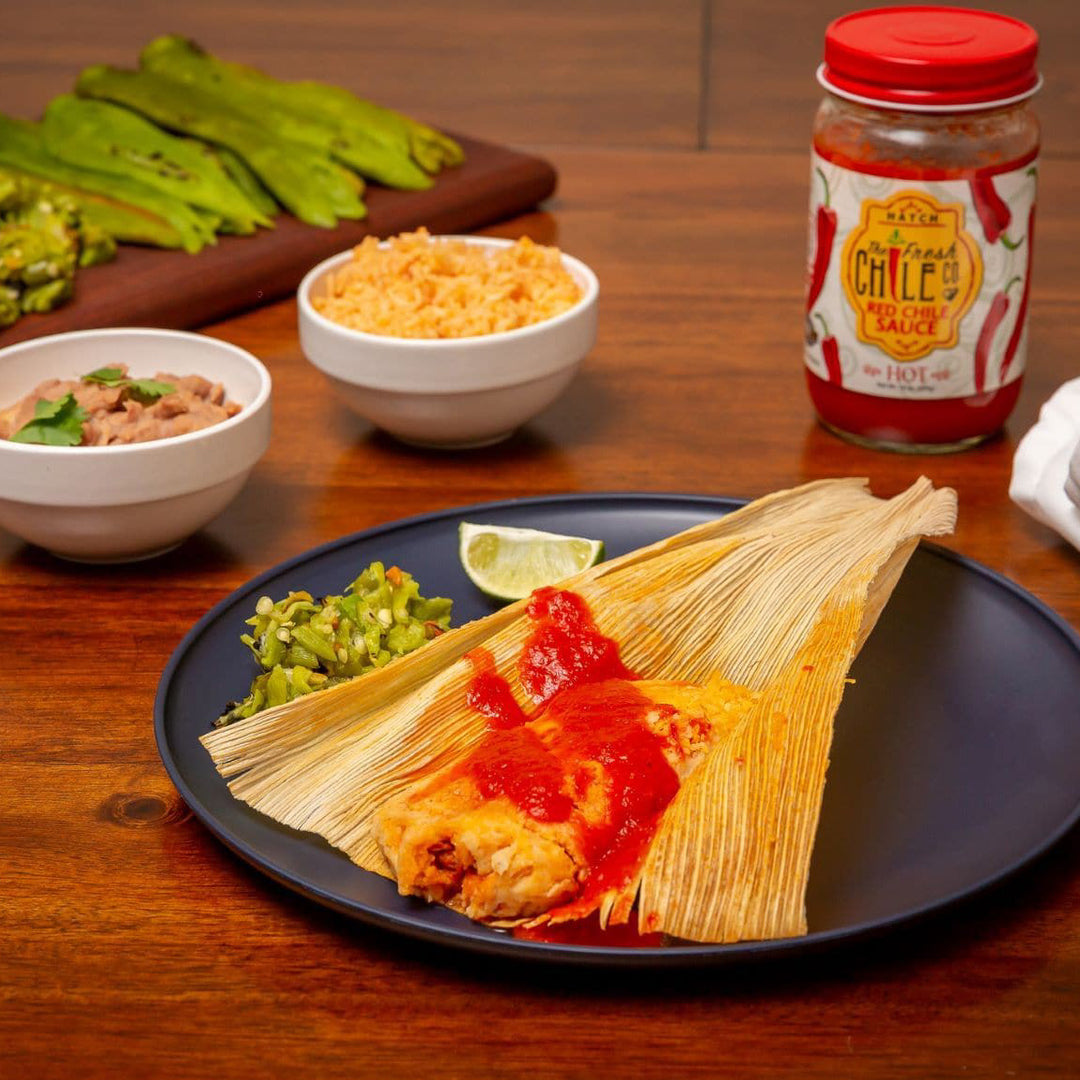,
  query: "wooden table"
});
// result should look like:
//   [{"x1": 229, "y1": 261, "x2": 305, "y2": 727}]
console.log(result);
[{"x1": 4, "y1": 2, "x2": 1079, "y2": 1076}]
